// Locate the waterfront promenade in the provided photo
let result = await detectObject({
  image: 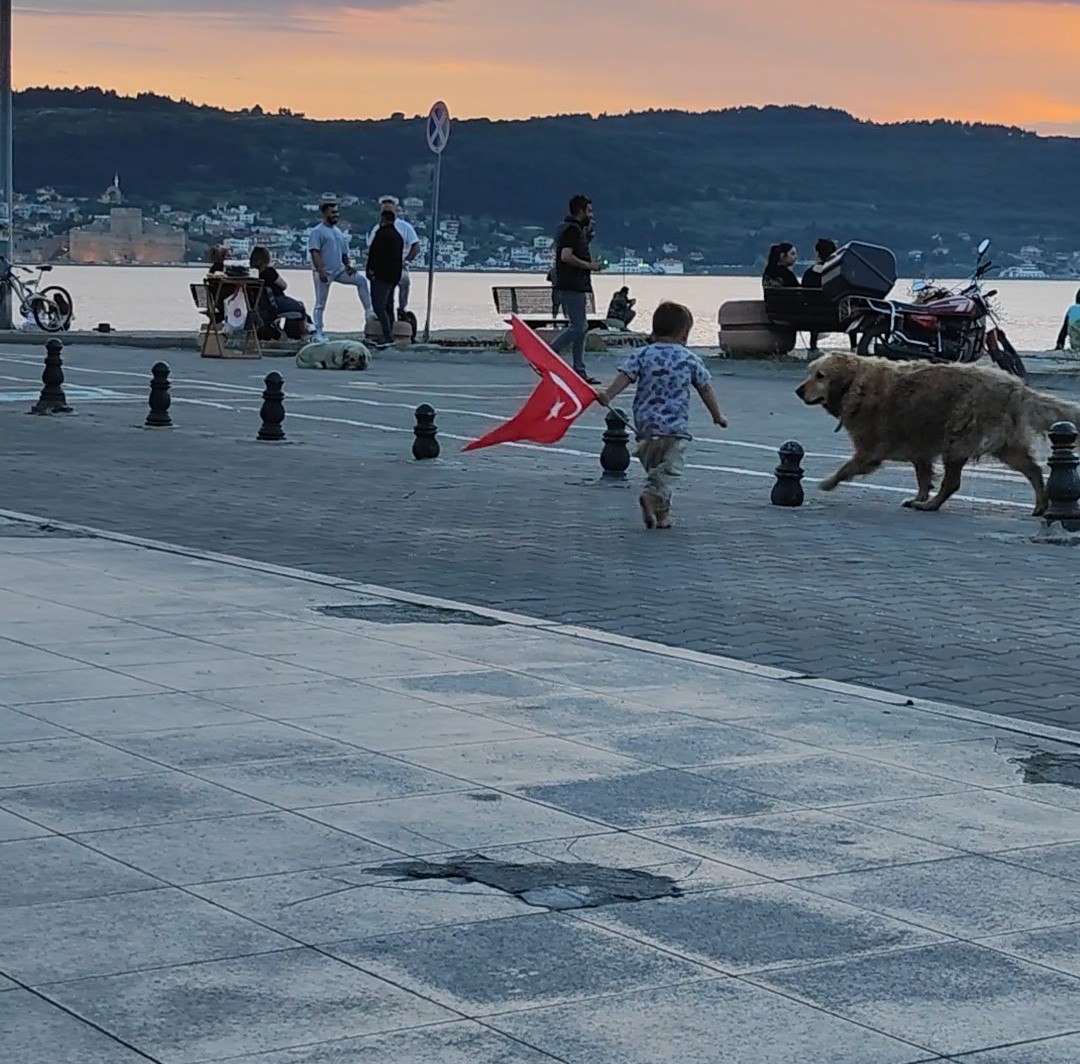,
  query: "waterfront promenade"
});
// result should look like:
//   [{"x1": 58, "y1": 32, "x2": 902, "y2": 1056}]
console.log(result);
[
  {"x1": 3, "y1": 515, "x2": 1080, "y2": 1062},
  {"x1": 1, "y1": 340, "x2": 1079, "y2": 730}
]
